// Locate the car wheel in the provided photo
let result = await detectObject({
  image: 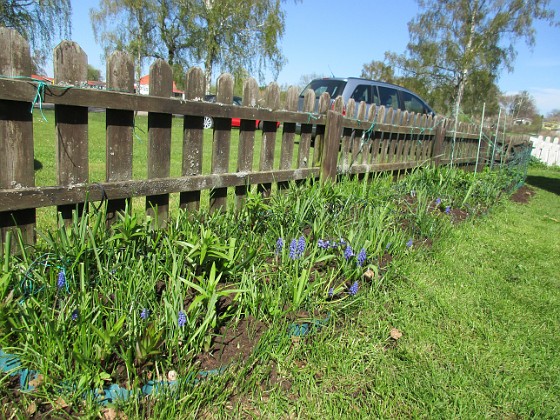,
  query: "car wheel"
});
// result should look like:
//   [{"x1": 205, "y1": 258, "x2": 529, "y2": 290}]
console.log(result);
[{"x1": 203, "y1": 116, "x2": 214, "y2": 129}]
